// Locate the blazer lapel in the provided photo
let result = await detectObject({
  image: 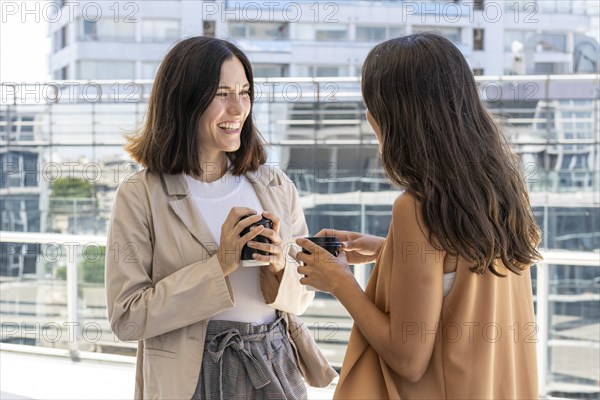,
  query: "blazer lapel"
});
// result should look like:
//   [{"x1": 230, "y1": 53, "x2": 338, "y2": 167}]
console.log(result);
[
  {"x1": 163, "y1": 173, "x2": 218, "y2": 256},
  {"x1": 247, "y1": 168, "x2": 292, "y2": 242},
  {"x1": 162, "y1": 167, "x2": 292, "y2": 257}
]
